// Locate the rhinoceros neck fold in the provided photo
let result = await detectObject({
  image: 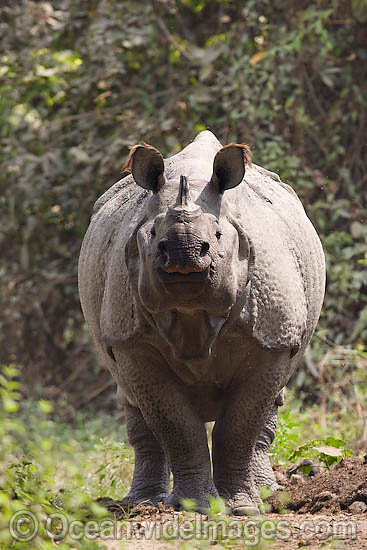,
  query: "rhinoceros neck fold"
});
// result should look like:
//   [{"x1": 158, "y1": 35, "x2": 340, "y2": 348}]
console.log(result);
[{"x1": 153, "y1": 309, "x2": 227, "y2": 374}]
